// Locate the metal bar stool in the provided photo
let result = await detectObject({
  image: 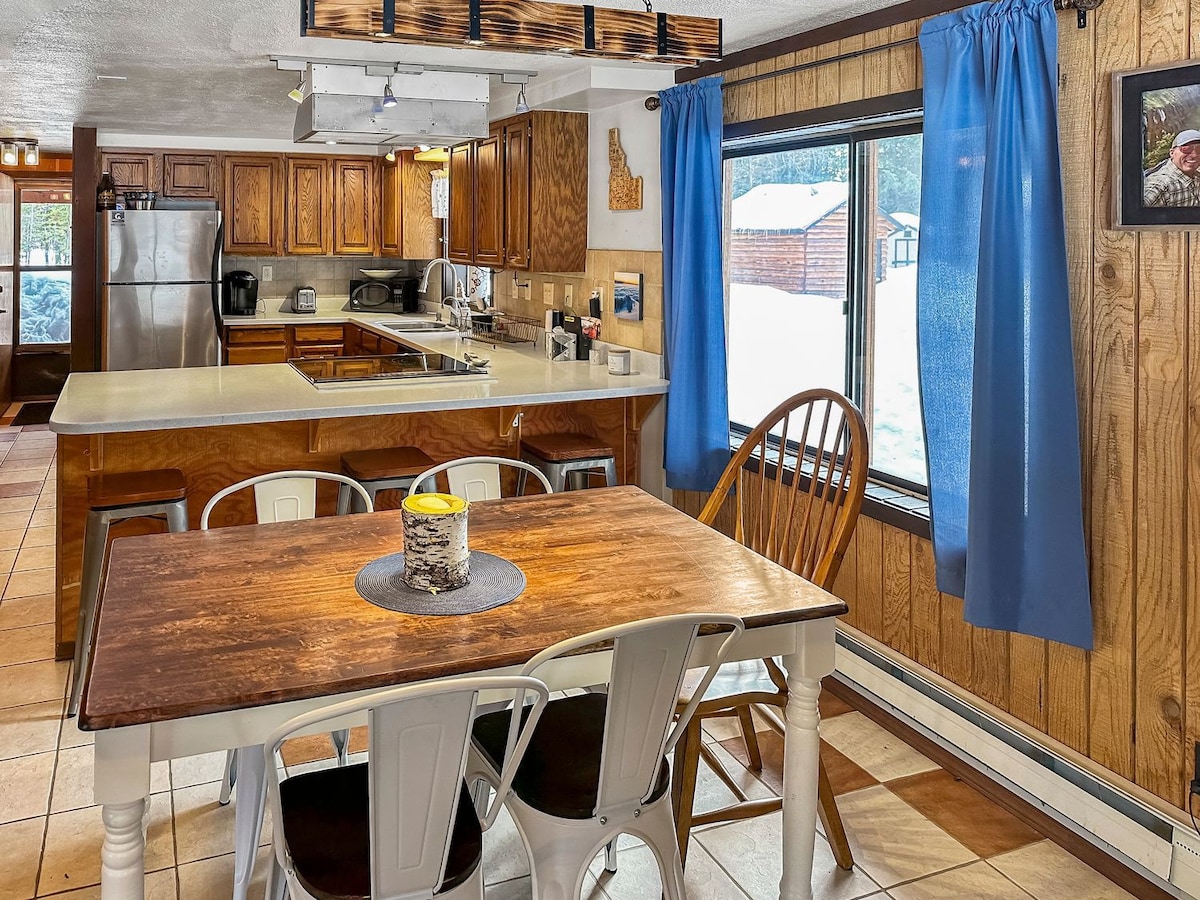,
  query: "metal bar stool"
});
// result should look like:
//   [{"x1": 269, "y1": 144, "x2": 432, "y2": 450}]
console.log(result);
[
  {"x1": 518, "y1": 433, "x2": 617, "y2": 493},
  {"x1": 68, "y1": 468, "x2": 188, "y2": 718},
  {"x1": 336, "y1": 446, "x2": 436, "y2": 512}
]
